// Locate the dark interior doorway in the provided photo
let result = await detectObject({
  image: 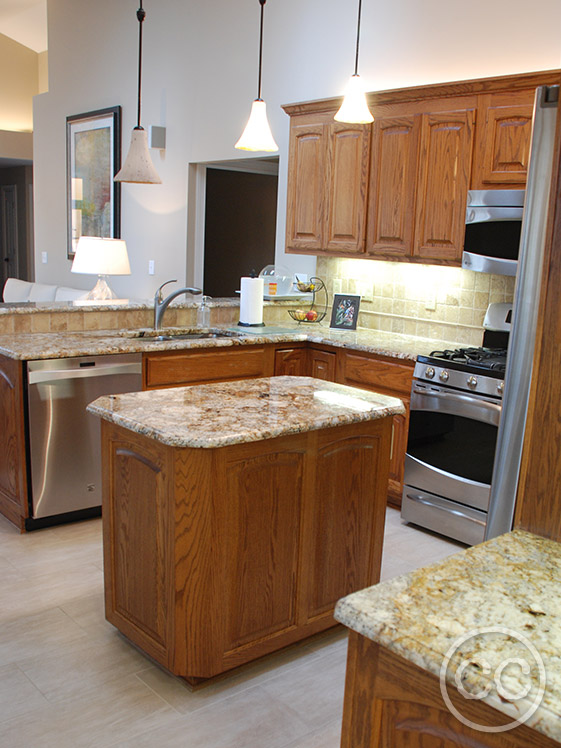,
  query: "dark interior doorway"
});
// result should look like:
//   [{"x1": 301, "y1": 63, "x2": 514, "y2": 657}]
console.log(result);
[
  {"x1": 0, "y1": 164, "x2": 33, "y2": 287},
  {"x1": 203, "y1": 166, "x2": 278, "y2": 298}
]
